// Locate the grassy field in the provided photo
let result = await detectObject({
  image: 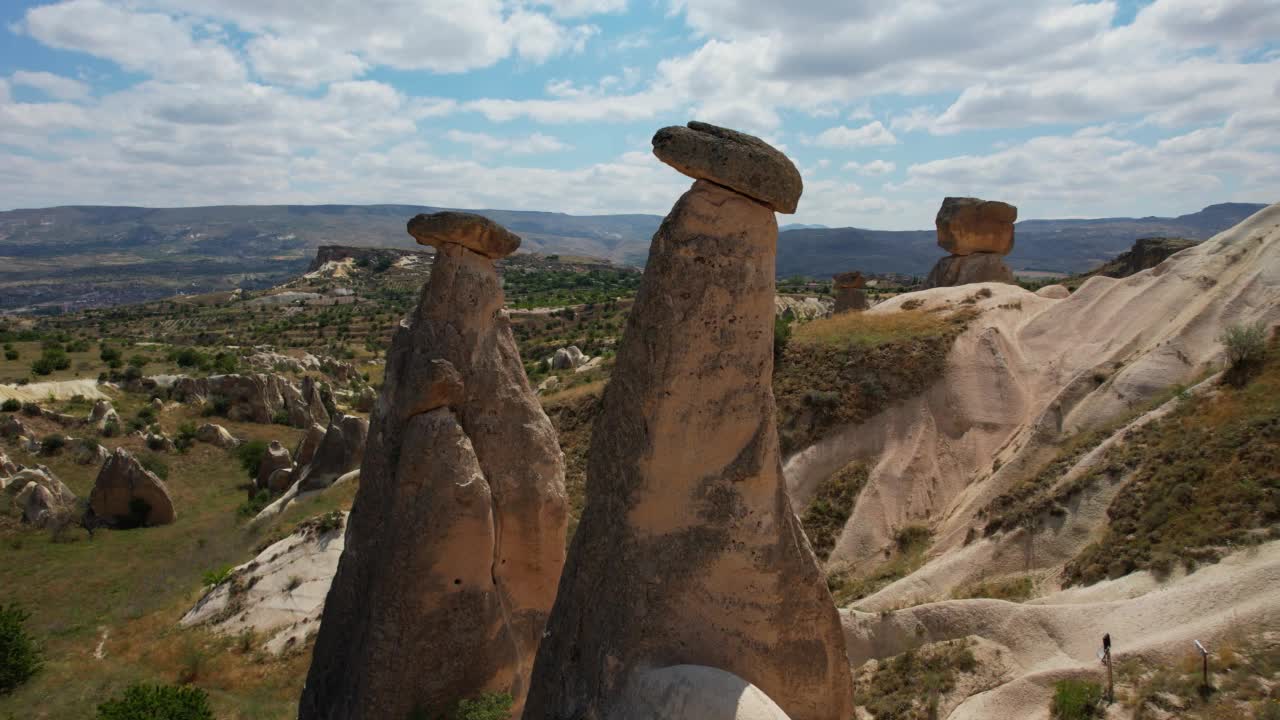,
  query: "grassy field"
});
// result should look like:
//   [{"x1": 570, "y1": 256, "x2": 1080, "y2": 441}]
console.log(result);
[{"x1": 0, "y1": 397, "x2": 318, "y2": 720}]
